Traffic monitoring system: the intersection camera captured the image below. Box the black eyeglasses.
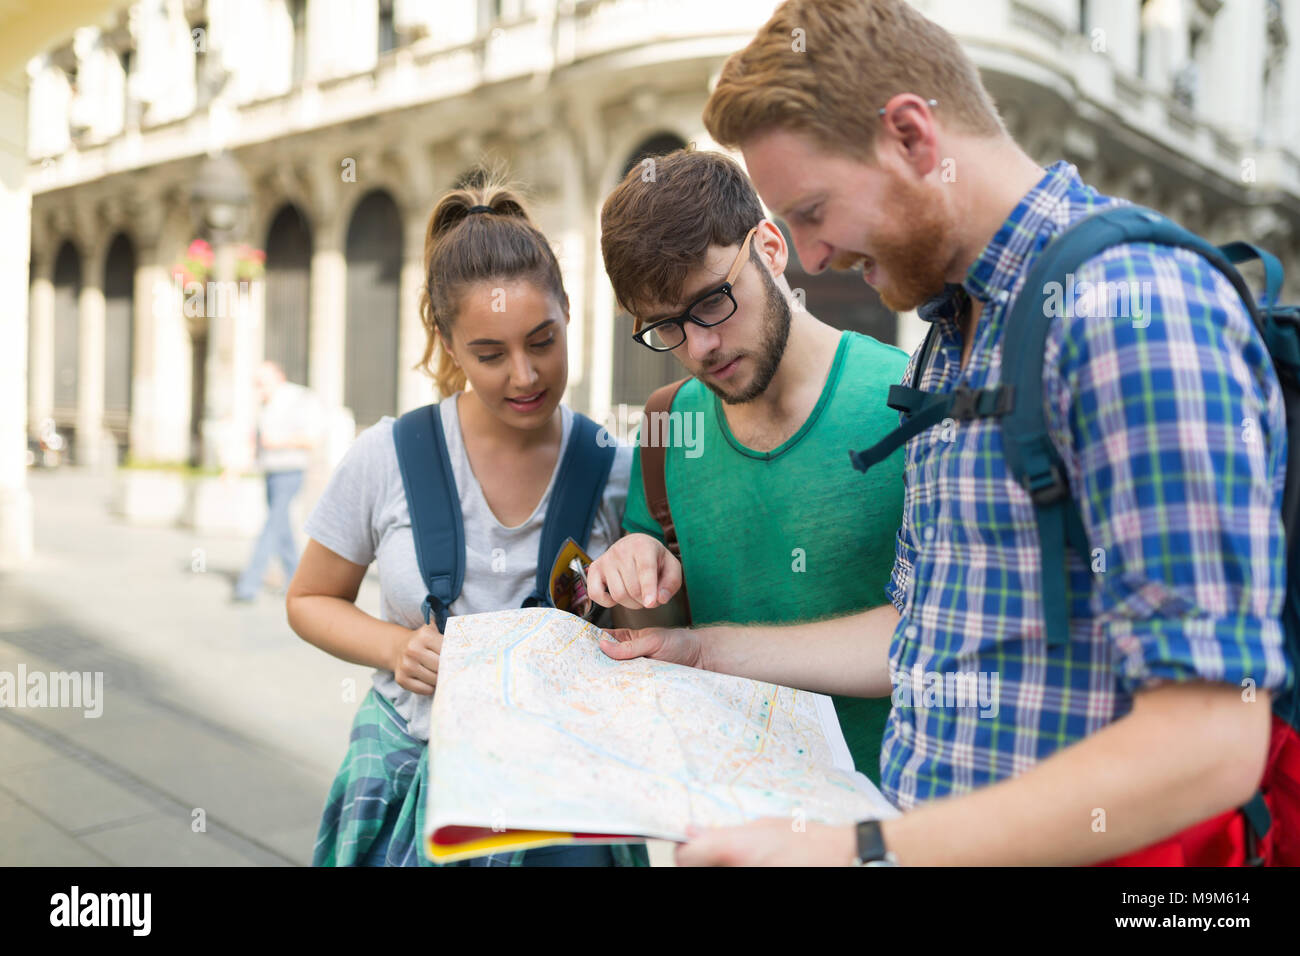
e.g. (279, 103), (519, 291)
(632, 226), (758, 352)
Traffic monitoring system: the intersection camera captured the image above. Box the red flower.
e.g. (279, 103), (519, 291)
(187, 238), (214, 266)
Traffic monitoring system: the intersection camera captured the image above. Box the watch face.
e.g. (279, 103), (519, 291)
(855, 819), (888, 864)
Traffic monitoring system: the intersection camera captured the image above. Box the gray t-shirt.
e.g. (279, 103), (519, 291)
(303, 392), (632, 741)
(257, 381), (323, 473)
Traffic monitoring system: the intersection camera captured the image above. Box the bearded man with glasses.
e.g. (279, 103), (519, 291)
(587, 147), (909, 787)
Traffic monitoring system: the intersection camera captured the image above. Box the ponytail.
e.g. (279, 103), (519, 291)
(417, 168), (567, 399)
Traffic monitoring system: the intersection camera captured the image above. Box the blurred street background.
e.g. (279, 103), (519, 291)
(0, 466), (371, 864)
(2, 0), (1299, 865)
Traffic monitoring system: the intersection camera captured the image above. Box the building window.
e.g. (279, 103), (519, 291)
(291, 0), (307, 86)
(194, 20), (210, 109)
(119, 48), (134, 128)
(1137, 0), (1154, 80)
(479, 0), (513, 32)
(52, 242), (82, 424)
(379, 0), (397, 56)
(1261, 0), (1288, 140)
(103, 233), (135, 455)
(344, 191), (403, 428)
(264, 205), (313, 387)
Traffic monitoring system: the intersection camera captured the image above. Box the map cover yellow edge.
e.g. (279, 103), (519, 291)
(427, 828), (648, 864)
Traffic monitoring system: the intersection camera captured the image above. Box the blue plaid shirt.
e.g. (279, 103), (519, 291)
(880, 161), (1291, 810)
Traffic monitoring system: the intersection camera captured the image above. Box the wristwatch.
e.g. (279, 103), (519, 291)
(852, 819), (899, 866)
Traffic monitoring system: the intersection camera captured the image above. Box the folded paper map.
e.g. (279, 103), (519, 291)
(425, 606), (897, 863)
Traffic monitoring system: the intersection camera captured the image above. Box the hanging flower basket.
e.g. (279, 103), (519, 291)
(172, 238), (214, 288)
(234, 243), (266, 282)
(171, 238), (266, 336)
(171, 238), (266, 285)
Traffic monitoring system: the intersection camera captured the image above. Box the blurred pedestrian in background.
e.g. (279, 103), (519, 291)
(234, 361), (323, 603)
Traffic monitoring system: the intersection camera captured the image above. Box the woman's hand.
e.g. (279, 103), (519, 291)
(391, 623), (444, 694)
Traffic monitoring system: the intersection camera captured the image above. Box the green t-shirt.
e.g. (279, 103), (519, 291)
(623, 330), (909, 784)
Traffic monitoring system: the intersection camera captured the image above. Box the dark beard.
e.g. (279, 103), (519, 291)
(701, 266), (792, 405)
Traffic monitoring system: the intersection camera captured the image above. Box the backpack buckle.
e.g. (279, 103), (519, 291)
(949, 385), (1014, 421)
(1026, 464), (1069, 505)
(992, 384), (1016, 416)
(949, 387), (978, 420)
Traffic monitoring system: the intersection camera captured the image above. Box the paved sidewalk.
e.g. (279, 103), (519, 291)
(0, 468), (373, 865)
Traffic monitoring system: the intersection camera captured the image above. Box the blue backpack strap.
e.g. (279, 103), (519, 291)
(849, 320), (1013, 472)
(1220, 241), (1284, 311)
(523, 412), (618, 608)
(392, 404), (464, 631)
(1000, 205), (1263, 647)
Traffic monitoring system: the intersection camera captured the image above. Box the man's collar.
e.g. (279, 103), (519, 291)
(962, 160), (1080, 303)
(916, 283), (967, 325)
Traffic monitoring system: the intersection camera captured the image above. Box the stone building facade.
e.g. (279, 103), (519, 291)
(25, 0), (1300, 471)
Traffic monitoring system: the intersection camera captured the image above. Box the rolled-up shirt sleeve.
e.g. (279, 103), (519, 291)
(887, 528), (914, 614)
(1043, 244), (1291, 695)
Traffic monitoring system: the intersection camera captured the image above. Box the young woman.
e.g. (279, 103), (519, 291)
(286, 175), (643, 867)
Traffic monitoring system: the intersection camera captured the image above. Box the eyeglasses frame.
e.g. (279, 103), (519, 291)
(631, 225), (760, 353)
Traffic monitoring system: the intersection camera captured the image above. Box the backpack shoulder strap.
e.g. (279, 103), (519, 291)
(849, 319), (1013, 474)
(881, 284), (969, 418)
(639, 378), (690, 561)
(392, 404), (464, 631)
(525, 411), (619, 607)
(1000, 204), (1259, 647)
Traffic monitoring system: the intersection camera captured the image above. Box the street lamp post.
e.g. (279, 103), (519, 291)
(189, 150), (252, 470)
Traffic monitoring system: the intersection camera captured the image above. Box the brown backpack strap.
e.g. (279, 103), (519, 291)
(639, 378), (691, 622)
(639, 377), (689, 559)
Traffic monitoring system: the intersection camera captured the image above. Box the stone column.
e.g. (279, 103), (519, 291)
(550, 126), (590, 416)
(398, 206), (430, 412)
(308, 221), (346, 413)
(199, 241), (260, 472)
(228, 269), (265, 473)
(129, 248), (193, 463)
(76, 253), (107, 468)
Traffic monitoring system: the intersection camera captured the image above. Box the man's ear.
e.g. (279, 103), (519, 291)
(754, 219), (789, 281)
(876, 93), (940, 180)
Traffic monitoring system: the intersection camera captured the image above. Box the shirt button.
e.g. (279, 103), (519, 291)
(923, 525), (936, 542)
(905, 625), (919, 639)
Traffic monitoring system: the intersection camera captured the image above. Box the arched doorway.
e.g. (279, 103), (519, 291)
(611, 133), (688, 407)
(344, 190), (402, 429)
(103, 233), (135, 459)
(264, 204), (312, 386)
(52, 241), (82, 432)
